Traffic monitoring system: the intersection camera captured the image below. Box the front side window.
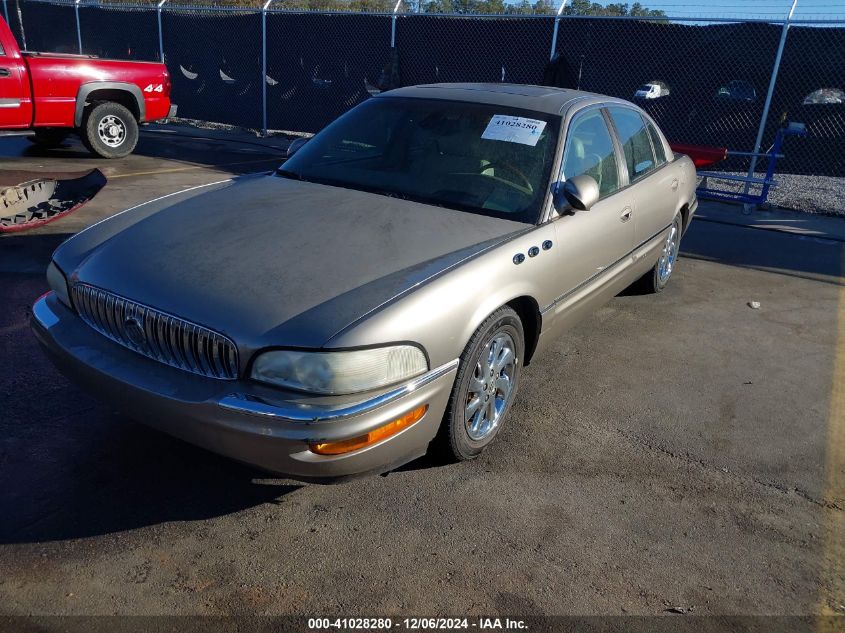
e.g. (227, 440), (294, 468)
(280, 97), (560, 224)
(561, 109), (619, 198)
(608, 106), (656, 181)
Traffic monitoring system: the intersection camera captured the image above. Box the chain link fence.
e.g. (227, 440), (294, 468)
(266, 11), (391, 132)
(396, 14), (552, 85)
(554, 18), (783, 173)
(79, 4), (159, 61)
(771, 24), (845, 177)
(4, 0), (845, 207)
(164, 6), (262, 128)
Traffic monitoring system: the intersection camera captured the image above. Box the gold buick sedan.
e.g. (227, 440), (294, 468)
(31, 83), (697, 479)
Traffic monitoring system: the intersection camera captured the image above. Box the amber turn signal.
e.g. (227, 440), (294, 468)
(309, 405), (428, 456)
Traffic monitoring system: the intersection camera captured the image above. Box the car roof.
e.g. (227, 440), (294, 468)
(375, 83), (615, 115)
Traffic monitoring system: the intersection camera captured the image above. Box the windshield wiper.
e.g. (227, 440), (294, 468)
(290, 175), (410, 202)
(374, 189), (408, 200)
(275, 168), (304, 180)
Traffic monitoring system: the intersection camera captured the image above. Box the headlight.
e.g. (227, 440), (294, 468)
(46, 261), (72, 309)
(251, 345), (428, 395)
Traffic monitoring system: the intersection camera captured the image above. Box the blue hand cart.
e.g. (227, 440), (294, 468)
(694, 121), (806, 214)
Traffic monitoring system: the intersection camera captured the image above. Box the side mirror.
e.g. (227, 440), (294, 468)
(553, 174), (600, 213)
(285, 137), (309, 159)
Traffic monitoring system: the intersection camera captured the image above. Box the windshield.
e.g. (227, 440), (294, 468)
(279, 97), (561, 224)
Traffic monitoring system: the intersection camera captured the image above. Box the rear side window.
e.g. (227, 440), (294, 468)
(646, 121), (666, 166)
(562, 109), (619, 198)
(0, 43), (4, 56)
(608, 107), (656, 181)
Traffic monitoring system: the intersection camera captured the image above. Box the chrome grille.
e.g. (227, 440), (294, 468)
(71, 283), (239, 380)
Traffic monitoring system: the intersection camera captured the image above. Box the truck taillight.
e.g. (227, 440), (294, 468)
(163, 72), (171, 96)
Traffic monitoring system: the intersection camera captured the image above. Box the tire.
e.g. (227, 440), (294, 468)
(81, 102), (139, 158)
(29, 129), (71, 148)
(435, 306), (524, 462)
(636, 213), (683, 294)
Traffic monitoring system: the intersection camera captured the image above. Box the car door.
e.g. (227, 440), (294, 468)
(543, 106), (636, 332)
(607, 106), (677, 246)
(0, 39), (29, 128)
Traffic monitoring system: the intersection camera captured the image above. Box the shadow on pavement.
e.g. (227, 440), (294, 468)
(680, 216), (845, 285)
(1, 128), (287, 177)
(0, 404), (301, 544)
(0, 232), (73, 274)
(0, 257), (299, 545)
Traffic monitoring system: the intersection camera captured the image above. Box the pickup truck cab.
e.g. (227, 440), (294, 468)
(0, 16), (175, 158)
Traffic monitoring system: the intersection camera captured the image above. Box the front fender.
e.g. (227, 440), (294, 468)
(325, 223), (557, 369)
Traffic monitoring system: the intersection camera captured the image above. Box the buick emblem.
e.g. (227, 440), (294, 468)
(124, 316), (147, 349)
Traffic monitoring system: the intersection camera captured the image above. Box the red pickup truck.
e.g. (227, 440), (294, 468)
(0, 16), (174, 158)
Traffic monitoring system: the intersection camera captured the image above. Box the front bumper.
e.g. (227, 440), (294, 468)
(30, 292), (457, 479)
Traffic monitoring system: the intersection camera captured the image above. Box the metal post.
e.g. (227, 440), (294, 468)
(74, 0), (82, 54)
(391, 0), (401, 49)
(2, 0), (9, 29)
(549, 0), (568, 60)
(261, 0), (273, 137)
(744, 0), (797, 195)
(157, 0), (168, 64)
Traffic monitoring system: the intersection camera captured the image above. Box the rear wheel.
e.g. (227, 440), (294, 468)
(435, 306), (524, 461)
(29, 129), (71, 148)
(637, 213), (683, 294)
(81, 102), (139, 159)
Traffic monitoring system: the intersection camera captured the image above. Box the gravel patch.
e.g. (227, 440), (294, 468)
(694, 171), (845, 216)
(766, 173), (845, 216)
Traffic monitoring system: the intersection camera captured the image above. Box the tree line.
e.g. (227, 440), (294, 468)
(276, 0), (666, 14)
(139, 0), (666, 15)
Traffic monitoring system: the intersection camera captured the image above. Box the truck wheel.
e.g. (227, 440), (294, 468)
(29, 129), (71, 148)
(81, 102), (139, 158)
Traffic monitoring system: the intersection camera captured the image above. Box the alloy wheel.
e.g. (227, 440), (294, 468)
(658, 218), (681, 284)
(464, 332), (517, 441)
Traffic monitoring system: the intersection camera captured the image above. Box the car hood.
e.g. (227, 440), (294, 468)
(70, 175), (528, 358)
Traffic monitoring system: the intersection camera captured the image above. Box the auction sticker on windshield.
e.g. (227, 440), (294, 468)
(481, 115), (547, 146)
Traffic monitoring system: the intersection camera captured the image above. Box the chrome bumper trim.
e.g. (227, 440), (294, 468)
(218, 358), (459, 423)
(32, 291), (61, 328)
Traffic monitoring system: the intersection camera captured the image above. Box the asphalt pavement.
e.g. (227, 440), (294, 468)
(0, 127), (843, 621)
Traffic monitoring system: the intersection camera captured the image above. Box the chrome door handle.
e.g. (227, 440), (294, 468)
(0, 68), (10, 78)
(620, 206), (632, 222)
(671, 178), (679, 191)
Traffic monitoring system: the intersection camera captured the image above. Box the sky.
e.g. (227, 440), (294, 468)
(558, 0), (845, 21)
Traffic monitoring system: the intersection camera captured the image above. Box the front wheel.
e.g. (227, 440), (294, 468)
(81, 102), (139, 159)
(637, 213), (683, 294)
(435, 306), (524, 462)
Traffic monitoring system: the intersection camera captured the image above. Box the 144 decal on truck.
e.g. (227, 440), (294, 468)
(143, 84), (165, 93)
